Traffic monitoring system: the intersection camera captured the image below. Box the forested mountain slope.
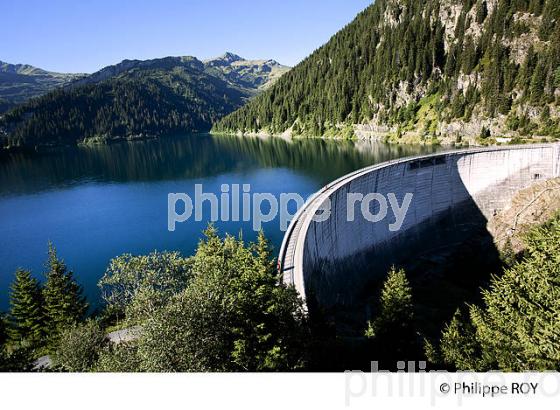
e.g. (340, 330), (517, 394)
(0, 54), (289, 149)
(0, 62), (245, 148)
(213, 0), (560, 143)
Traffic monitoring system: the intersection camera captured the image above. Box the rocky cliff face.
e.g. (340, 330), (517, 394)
(360, 0), (559, 142)
(488, 177), (560, 254)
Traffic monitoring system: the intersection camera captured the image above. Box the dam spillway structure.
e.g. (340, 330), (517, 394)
(279, 143), (560, 311)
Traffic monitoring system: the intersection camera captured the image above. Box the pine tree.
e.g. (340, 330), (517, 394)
(439, 214), (560, 371)
(476, 0), (488, 24)
(375, 267), (413, 327)
(8, 269), (44, 344)
(43, 243), (88, 343)
(462, 37), (479, 74)
(439, 309), (484, 370)
(365, 267), (417, 362)
(0, 314), (8, 347)
(254, 230), (275, 275)
(554, 67), (560, 89)
(530, 59), (547, 104)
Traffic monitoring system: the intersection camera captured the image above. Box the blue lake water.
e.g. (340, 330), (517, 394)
(0, 134), (441, 311)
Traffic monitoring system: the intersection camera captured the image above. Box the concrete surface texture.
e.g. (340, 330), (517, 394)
(279, 143), (560, 310)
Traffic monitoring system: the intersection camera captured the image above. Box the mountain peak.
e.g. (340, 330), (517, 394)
(204, 52), (245, 66)
(0, 61), (48, 76)
(220, 52), (244, 62)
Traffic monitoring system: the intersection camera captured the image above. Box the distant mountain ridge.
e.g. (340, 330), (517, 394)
(67, 56), (204, 88)
(0, 53), (288, 112)
(0, 53), (290, 149)
(0, 61), (85, 108)
(68, 53), (289, 95)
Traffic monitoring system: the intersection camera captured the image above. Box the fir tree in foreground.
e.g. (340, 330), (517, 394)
(8, 269), (44, 344)
(433, 213), (560, 371)
(0, 314), (8, 347)
(43, 243), (88, 346)
(365, 267), (418, 364)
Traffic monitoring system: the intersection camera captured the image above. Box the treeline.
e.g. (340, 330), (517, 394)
(2, 215), (559, 372)
(213, 0), (560, 138)
(0, 97), (15, 114)
(0, 244), (87, 370)
(0, 229), (309, 372)
(0, 66), (246, 149)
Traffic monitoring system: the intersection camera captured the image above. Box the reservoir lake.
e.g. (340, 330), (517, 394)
(0, 134), (442, 310)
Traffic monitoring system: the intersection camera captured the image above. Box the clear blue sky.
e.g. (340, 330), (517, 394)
(1, 0), (372, 73)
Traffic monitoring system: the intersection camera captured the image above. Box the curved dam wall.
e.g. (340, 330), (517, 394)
(279, 143), (560, 309)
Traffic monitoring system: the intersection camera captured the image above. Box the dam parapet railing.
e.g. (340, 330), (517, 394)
(278, 143), (560, 307)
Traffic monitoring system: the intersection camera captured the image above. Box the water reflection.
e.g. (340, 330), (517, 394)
(0, 134), (441, 196)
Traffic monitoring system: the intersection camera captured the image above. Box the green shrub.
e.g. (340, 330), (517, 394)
(95, 342), (142, 372)
(53, 320), (106, 372)
(136, 228), (309, 372)
(98, 251), (192, 324)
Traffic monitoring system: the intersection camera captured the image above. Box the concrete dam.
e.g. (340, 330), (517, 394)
(279, 143), (560, 311)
